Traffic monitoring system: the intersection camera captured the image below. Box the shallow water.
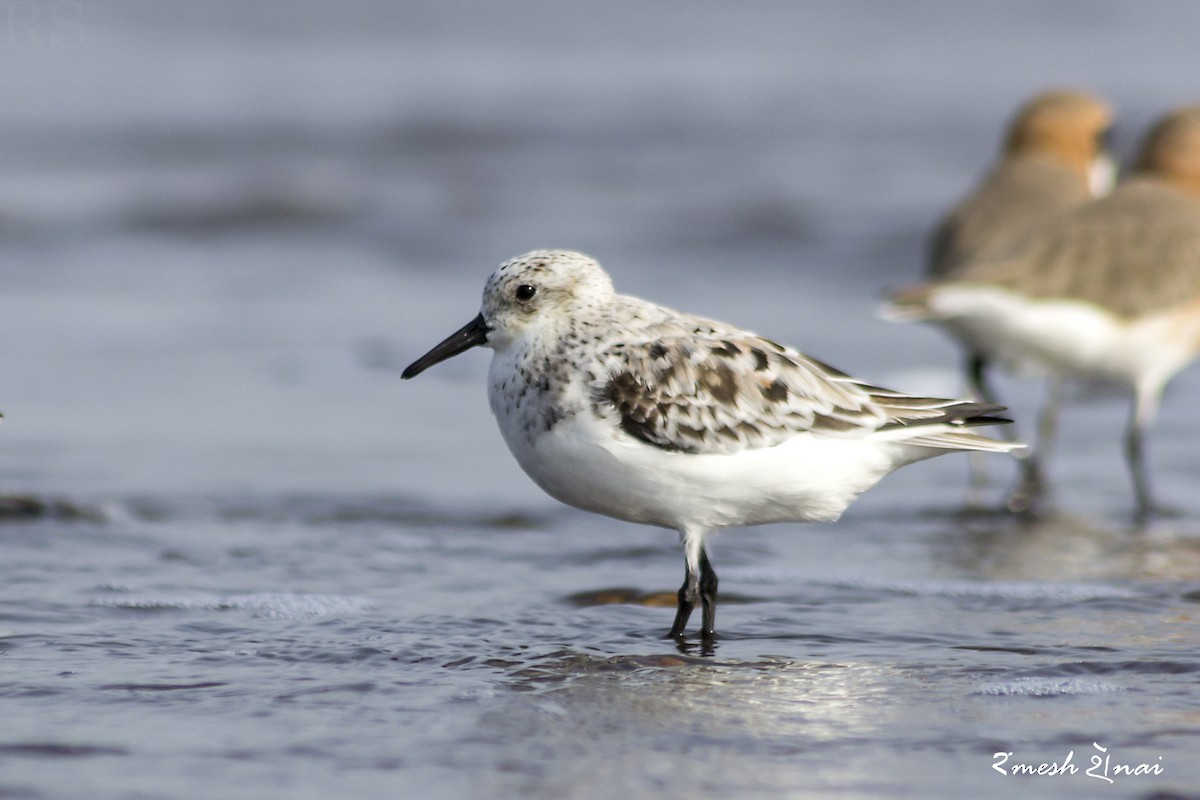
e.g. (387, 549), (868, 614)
(5, 497), (1200, 799)
(3, 2), (1200, 799)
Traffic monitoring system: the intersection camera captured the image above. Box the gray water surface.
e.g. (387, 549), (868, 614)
(3, 3), (1200, 799)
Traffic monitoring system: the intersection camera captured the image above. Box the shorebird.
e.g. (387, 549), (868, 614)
(404, 250), (1021, 640)
(928, 90), (1114, 407)
(888, 105), (1200, 519)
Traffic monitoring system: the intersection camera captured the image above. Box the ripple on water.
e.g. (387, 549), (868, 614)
(975, 677), (1125, 697)
(972, 656), (1200, 698)
(0, 742), (129, 758)
(90, 592), (376, 619)
(729, 570), (1153, 602)
(120, 493), (553, 531)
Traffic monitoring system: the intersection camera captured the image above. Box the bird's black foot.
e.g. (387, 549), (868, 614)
(1132, 499), (1184, 526)
(666, 546), (719, 643)
(666, 578), (695, 639)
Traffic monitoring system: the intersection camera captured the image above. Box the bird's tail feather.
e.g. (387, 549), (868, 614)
(902, 429), (1025, 454)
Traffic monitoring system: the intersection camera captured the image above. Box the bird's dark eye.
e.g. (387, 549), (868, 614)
(515, 284), (537, 302)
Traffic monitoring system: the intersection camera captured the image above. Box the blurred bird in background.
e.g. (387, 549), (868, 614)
(889, 105), (1200, 520)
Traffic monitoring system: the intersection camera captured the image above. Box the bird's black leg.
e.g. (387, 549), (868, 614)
(1125, 400), (1157, 523)
(1126, 420), (1152, 522)
(967, 353), (1000, 407)
(698, 547), (718, 639)
(1008, 378), (1063, 515)
(965, 353), (1019, 491)
(667, 564), (697, 639)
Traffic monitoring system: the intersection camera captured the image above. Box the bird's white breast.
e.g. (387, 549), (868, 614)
(487, 366), (912, 531)
(925, 285), (1200, 392)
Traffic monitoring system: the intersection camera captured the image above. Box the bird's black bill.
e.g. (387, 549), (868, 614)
(401, 313), (489, 379)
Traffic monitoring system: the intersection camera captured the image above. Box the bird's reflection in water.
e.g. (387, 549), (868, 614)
(933, 507), (1200, 581)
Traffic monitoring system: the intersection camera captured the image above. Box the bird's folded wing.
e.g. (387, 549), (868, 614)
(591, 330), (989, 454)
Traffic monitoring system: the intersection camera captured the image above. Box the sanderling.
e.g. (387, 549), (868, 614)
(927, 90), (1113, 407)
(887, 105), (1200, 520)
(403, 250), (1021, 640)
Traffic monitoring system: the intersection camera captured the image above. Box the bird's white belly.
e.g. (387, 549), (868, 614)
(496, 411), (906, 531)
(927, 285), (1200, 390)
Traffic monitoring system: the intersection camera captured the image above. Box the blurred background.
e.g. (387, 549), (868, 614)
(2, 0), (1200, 511)
(5, 5), (1200, 800)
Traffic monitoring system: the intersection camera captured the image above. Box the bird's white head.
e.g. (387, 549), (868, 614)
(479, 250), (614, 350)
(402, 250), (614, 379)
